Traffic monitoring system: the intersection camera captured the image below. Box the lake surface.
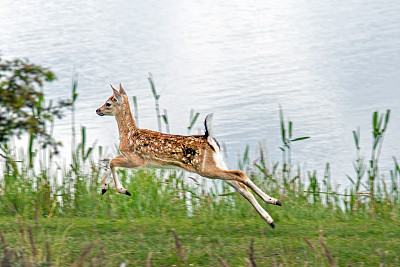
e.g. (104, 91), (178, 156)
(2, 0), (400, 186)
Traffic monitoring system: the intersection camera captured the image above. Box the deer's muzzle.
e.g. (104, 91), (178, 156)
(96, 109), (104, 116)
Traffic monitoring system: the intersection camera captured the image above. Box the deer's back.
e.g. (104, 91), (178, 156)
(120, 129), (212, 170)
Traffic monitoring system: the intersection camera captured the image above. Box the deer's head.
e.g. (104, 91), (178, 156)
(96, 84), (128, 116)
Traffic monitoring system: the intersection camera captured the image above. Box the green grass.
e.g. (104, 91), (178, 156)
(1, 210), (399, 266)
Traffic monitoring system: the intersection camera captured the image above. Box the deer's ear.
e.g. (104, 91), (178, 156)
(119, 83), (127, 96)
(111, 84), (123, 103)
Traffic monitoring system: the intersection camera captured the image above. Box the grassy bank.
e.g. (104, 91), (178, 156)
(1, 211), (399, 266)
(1, 77), (400, 265)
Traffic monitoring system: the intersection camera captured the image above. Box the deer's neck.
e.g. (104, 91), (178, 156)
(115, 103), (137, 139)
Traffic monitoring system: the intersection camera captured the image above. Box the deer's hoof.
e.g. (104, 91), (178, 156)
(270, 222), (275, 228)
(125, 190), (131, 196)
(276, 200), (282, 206)
(101, 189), (108, 195)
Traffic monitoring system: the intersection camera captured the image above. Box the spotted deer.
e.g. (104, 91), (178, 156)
(96, 84), (282, 227)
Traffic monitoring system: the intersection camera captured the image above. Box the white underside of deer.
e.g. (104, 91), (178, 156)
(96, 84), (282, 228)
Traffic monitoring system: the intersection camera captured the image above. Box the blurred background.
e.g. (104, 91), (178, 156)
(1, 0), (399, 185)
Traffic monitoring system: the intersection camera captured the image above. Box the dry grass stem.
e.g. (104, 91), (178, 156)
(0, 229), (7, 249)
(71, 240), (97, 267)
(28, 226), (37, 258)
(34, 203), (39, 230)
(245, 239), (257, 267)
(171, 228), (186, 264)
(46, 241), (51, 265)
(188, 176), (200, 186)
(146, 251), (152, 267)
(319, 230), (335, 266)
(98, 245), (105, 267)
(303, 236), (317, 254)
(215, 254), (229, 267)
(17, 215), (27, 244)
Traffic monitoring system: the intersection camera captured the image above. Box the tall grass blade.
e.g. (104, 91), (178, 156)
(346, 175), (355, 185)
(238, 145), (250, 171)
(148, 73), (162, 132)
(279, 105), (286, 146)
(148, 72), (159, 100)
(288, 121), (293, 139)
(384, 109), (391, 130)
(352, 128), (360, 150)
(28, 132), (34, 168)
(71, 69), (79, 152)
(290, 136), (310, 142)
(187, 111), (200, 135)
(132, 96), (139, 126)
(162, 109), (170, 133)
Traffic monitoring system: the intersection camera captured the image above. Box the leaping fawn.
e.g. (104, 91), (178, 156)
(96, 84), (282, 228)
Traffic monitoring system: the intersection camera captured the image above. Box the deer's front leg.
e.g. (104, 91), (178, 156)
(109, 153), (146, 196)
(101, 169), (111, 195)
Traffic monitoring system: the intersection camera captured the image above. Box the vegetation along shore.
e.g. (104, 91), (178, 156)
(0, 57), (399, 266)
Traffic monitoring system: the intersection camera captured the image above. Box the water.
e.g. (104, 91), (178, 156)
(1, 0), (400, 186)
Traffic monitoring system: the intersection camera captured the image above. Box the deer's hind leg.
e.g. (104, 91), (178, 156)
(203, 165), (281, 205)
(225, 180), (276, 227)
(103, 153), (145, 196)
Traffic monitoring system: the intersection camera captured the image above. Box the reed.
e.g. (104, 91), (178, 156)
(187, 109), (200, 135)
(147, 72), (162, 132)
(0, 100), (398, 221)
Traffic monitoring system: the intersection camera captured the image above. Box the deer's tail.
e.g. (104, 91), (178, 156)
(204, 113), (221, 154)
(204, 113), (214, 138)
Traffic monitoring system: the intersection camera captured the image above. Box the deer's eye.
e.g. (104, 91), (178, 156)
(105, 103), (111, 107)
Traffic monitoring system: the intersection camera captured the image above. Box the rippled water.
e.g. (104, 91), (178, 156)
(1, 0), (400, 184)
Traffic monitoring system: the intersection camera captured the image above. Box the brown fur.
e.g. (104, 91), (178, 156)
(96, 84), (281, 226)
